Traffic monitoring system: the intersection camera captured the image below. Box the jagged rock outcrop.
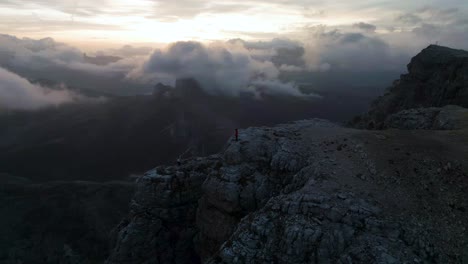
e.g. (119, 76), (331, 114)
(107, 156), (219, 264)
(107, 120), (337, 263)
(107, 119), (468, 264)
(208, 190), (412, 264)
(352, 45), (468, 129)
(0, 180), (134, 264)
(383, 105), (468, 130)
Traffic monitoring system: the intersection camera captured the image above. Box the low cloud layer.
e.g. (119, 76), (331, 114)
(1, 5), (468, 108)
(128, 41), (303, 96)
(96, 45), (153, 58)
(302, 28), (406, 72)
(0, 34), (135, 76)
(353, 22), (377, 33)
(0, 67), (79, 110)
(0, 34), (311, 103)
(0, 34), (151, 96)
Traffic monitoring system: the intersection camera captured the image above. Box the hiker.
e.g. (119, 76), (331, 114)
(176, 147), (191, 166)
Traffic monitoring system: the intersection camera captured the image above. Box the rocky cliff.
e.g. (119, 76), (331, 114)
(105, 45), (468, 264)
(383, 105), (468, 130)
(352, 45), (468, 129)
(107, 119), (468, 263)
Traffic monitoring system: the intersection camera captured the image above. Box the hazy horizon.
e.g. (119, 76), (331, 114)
(0, 0), (466, 48)
(0, 0), (467, 110)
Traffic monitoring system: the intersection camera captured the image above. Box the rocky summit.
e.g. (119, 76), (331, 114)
(107, 119), (468, 263)
(352, 45), (468, 129)
(104, 45), (468, 264)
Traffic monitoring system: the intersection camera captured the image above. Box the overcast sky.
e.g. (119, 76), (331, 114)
(1, 0), (467, 48)
(0, 0), (467, 109)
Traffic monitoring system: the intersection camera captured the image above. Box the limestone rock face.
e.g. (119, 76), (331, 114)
(107, 119), (338, 263)
(352, 45), (468, 129)
(107, 119), (468, 264)
(197, 120), (338, 259)
(383, 105), (468, 130)
(207, 190), (414, 264)
(107, 156), (219, 264)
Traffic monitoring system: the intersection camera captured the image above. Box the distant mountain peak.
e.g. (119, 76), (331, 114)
(352, 45), (468, 129)
(83, 53), (122, 66)
(422, 44), (468, 57)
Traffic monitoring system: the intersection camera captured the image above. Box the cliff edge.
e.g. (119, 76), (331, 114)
(107, 119), (468, 263)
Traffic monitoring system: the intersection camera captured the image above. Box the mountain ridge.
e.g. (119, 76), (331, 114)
(352, 45), (468, 129)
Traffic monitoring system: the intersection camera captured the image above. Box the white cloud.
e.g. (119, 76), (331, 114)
(353, 22), (377, 33)
(0, 35), (83, 69)
(0, 67), (79, 110)
(0, 34), (150, 95)
(128, 41), (305, 96)
(279, 64), (303, 72)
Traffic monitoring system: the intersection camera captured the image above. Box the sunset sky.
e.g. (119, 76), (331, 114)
(1, 0), (467, 48)
(0, 0), (467, 111)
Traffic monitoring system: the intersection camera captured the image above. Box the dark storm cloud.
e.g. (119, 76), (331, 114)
(339, 33), (367, 43)
(353, 22), (377, 33)
(396, 13), (423, 25)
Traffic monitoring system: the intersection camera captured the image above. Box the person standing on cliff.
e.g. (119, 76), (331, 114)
(235, 128), (239, 141)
